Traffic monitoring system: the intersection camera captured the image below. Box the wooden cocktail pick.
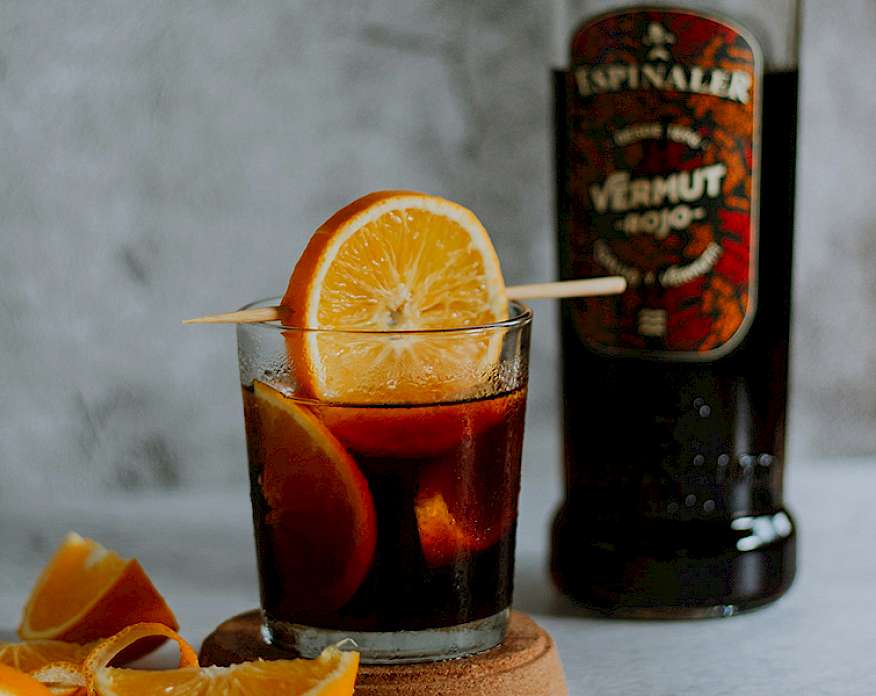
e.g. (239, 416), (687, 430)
(183, 276), (627, 325)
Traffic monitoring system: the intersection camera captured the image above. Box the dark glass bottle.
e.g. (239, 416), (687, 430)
(551, 1), (800, 616)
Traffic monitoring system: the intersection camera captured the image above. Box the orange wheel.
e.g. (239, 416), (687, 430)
(280, 191), (508, 403)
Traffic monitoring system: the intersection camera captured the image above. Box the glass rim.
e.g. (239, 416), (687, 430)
(238, 297), (532, 336)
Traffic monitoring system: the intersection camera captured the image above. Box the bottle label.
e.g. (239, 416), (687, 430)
(558, 8), (762, 359)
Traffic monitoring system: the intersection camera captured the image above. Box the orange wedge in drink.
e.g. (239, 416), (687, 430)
(18, 534), (177, 660)
(243, 381), (377, 614)
(414, 492), (480, 568)
(414, 387), (527, 567)
(0, 665), (54, 696)
(280, 190), (508, 403)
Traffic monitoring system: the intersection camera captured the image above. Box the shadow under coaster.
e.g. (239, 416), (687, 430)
(199, 610), (568, 695)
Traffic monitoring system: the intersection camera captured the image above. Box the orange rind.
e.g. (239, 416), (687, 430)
(82, 623), (198, 680)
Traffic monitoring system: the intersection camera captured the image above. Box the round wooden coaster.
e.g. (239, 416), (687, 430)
(200, 610), (568, 695)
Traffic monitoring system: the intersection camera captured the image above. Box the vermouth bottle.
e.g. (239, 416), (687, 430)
(551, 1), (800, 616)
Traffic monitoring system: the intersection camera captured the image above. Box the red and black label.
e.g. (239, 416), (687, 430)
(558, 8), (761, 359)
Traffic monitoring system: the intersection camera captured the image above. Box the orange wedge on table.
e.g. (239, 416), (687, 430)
(18, 623), (196, 696)
(0, 642), (92, 675)
(280, 190), (509, 403)
(29, 662), (86, 696)
(0, 665), (53, 696)
(18, 533), (177, 660)
(79, 624), (357, 696)
(90, 649), (358, 696)
(243, 380), (377, 615)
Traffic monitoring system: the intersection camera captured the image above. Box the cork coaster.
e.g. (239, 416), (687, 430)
(200, 610), (568, 695)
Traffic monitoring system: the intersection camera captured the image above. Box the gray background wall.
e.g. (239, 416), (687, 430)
(1, 1), (874, 499)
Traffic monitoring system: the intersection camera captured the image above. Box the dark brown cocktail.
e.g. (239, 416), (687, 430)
(237, 299), (531, 663)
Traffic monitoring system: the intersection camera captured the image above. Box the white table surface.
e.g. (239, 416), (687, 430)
(1, 456), (873, 695)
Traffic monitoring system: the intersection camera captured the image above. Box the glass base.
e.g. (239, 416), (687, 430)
(263, 609), (509, 664)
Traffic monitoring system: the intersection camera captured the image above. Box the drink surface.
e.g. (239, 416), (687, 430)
(552, 5), (798, 614)
(243, 383), (527, 631)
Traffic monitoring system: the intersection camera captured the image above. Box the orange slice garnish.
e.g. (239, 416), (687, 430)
(0, 665), (54, 696)
(243, 381), (377, 615)
(29, 662), (85, 696)
(0, 642), (93, 675)
(18, 534), (177, 661)
(280, 191), (508, 403)
(88, 646), (357, 696)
